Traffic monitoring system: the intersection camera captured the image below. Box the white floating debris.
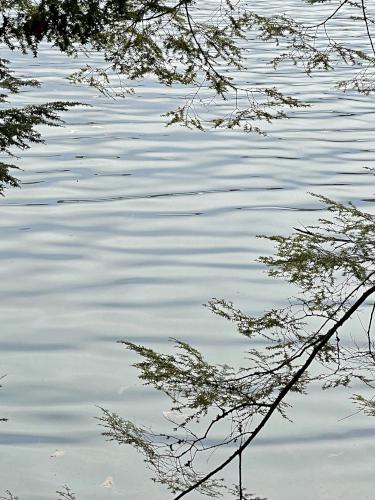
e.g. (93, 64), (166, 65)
(100, 476), (114, 489)
(50, 449), (65, 458)
(328, 451), (344, 458)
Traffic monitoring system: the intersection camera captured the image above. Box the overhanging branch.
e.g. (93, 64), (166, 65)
(174, 282), (375, 499)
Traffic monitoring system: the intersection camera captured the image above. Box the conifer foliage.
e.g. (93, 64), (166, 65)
(0, 57), (79, 195)
(99, 194), (375, 498)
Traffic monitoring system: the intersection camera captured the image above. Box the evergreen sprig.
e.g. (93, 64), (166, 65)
(0, 58), (80, 194)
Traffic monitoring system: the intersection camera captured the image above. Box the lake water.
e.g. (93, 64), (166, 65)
(1, 1), (375, 498)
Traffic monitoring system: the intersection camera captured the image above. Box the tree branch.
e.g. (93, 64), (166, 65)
(173, 283), (375, 499)
(361, 0), (375, 58)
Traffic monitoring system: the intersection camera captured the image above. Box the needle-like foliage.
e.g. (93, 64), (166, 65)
(0, 58), (79, 194)
(99, 193), (375, 498)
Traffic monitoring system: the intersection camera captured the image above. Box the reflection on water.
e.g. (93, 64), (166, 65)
(1, 1), (375, 498)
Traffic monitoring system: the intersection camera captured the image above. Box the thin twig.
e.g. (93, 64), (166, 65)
(307, 0), (350, 29)
(238, 446), (243, 500)
(366, 301), (375, 359)
(361, 0), (375, 58)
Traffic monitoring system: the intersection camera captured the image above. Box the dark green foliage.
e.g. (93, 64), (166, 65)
(0, 58), (80, 194)
(259, 194), (375, 313)
(0, 57), (37, 96)
(0, 101), (81, 154)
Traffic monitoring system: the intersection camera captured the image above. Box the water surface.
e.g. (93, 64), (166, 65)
(1, 2), (375, 498)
